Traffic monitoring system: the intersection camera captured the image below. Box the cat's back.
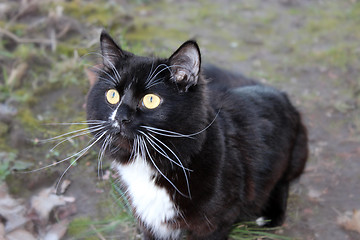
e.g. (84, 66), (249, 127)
(203, 64), (258, 91)
(225, 85), (300, 132)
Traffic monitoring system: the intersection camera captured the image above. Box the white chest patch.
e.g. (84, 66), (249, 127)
(114, 156), (180, 239)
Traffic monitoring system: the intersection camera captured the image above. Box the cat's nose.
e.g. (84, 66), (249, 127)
(116, 105), (133, 124)
(119, 115), (130, 124)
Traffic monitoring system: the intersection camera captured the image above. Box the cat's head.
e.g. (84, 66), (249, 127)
(86, 31), (209, 165)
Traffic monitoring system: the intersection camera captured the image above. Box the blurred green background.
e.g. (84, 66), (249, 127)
(1, 0), (360, 239)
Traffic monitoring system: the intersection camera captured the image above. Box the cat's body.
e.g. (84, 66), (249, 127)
(86, 32), (308, 240)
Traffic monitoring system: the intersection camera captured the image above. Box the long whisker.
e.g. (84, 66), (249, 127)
(44, 120), (107, 126)
(48, 125), (107, 152)
(49, 129), (94, 152)
(55, 130), (108, 191)
(138, 131), (192, 172)
(146, 63), (195, 90)
(145, 63), (165, 86)
(129, 135), (138, 161)
(140, 126), (195, 139)
(97, 76), (118, 86)
(140, 136), (189, 198)
(86, 52), (122, 83)
(39, 124), (105, 143)
(141, 109), (221, 139)
(145, 132), (192, 198)
(184, 109), (221, 137)
(87, 64), (118, 86)
(23, 131), (108, 174)
(145, 64), (175, 89)
(98, 134), (111, 177)
(145, 60), (155, 84)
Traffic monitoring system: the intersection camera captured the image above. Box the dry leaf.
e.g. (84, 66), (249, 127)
(59, 180), (71, 195)
(7, 63), (28, 88)
(43, 219), (70, 240)
(0, 184), (28, 232)
(0, 221), (5, 240)
(307, 187), (325, 202)
(337, 209), (360, 234)
(6, 228), (36, 240)
(30, 185), (75, 221)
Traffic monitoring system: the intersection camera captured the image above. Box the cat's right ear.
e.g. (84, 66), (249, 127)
(169, 40), (201, 92)
(100, 31), (126, 69)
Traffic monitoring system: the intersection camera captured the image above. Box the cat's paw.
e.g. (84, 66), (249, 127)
(255, 217), (267, 226)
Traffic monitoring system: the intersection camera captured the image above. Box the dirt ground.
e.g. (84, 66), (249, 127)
(1, 0), (360, 239)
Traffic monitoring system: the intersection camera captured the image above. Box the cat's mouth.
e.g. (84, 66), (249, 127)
(112, 137), (132, 152)
(107, 123), (135, 153)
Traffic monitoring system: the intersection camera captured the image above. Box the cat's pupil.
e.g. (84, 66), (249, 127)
(112, 92), (116, 98)
(150, 96), (153, 102)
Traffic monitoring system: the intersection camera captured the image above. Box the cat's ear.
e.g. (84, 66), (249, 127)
(100, 31), (126, 69)
(169, 41), (201, 92)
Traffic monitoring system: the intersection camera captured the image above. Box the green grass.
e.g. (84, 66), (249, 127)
(67, 178), (136, 240)
(230, 223), (293, 240)
(66, 177), (293, 240)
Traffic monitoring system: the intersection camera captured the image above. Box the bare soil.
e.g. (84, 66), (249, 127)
(1, 0), (359, 239)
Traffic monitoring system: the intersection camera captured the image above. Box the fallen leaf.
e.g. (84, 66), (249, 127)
(337, 209), (360, 234)
(7, 63), (28, 88)
(0, 221), (5, 240)
(0, 184), (28, 232)
(59, 180), (71, 195)
(307, 187), (325, 202)
(101, 170), (111, 181)
(30, 184), (75, 221)
(53, 203), (77, 220)
(43, 219), (70, 240)
(5, 228), (36, 240)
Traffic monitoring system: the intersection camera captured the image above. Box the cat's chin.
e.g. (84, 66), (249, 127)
(112, 136), (133, 152)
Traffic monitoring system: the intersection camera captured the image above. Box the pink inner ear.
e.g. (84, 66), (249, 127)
(175, 69), (187, 82)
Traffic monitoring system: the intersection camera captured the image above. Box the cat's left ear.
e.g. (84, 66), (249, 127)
(169, 41), (201, 92)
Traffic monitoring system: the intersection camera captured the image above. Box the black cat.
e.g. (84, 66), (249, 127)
(86, 31), (308, 240)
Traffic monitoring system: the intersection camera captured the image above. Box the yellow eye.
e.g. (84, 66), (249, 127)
(142, 94), (161, 109)
(106, 89), (120, 105)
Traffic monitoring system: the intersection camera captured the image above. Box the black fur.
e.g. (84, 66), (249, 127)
(86, 31), (308, 240)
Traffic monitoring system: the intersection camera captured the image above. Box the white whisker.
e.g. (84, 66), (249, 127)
(55, 130), (108, 191)
(49, 130), (93, 152)
(44, 120), (106, 126)
(145, 133), (192, 198)
(48, 125), (107, 152)
(139, 131), (192, 172)
(87, 64), (118, 86)
(140, 126), (194, 139)
(39, 124), (105, 143)
(98, 134), (111, 177)
(140, 136), (189, 198)
(21, 131), (107, 173)
(87, 52), (122, 83)
(141, 109), (221, 139)
(145, 63), (175, 89)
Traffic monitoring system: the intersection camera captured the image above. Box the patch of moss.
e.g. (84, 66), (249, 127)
(56, 43), (77, 58)
(17, 107), (43, 133)
(349, 2), (360, 23)
(311, 44), (357, 69)
(0, 122), (9, 136)
(59, 0), (121, 26)
(125, 24), (188, 51)
(7, 23), (28, 37)
(13, 44), (36, 60)
(68, 217), (98, 240)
